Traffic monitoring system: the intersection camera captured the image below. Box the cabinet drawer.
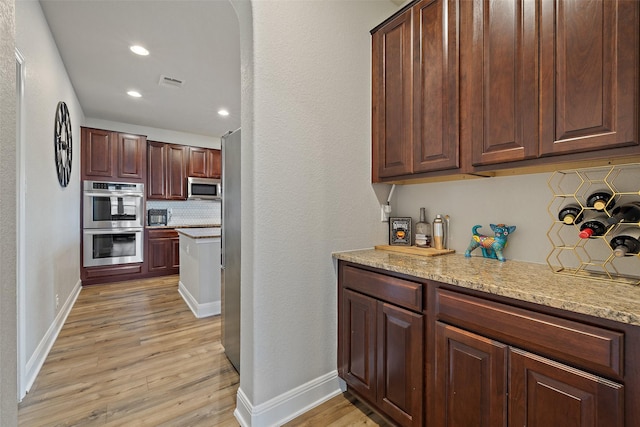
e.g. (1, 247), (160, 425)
(147, 228), (178, 239)
(436, 288), (623, 378)
(341, 265), (422, 312)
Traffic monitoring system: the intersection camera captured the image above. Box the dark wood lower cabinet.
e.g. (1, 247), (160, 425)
(339, 266), (424, 427)
(342, 289), (377, 402)
(146, 229), (179, 275)
(337, 261), (637, 426)
(509, 348), (623, 427)
(377, 302), (423, 426)
(435, 322), (507, 427)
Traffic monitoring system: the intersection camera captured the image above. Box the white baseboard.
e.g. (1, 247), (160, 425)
(23, 280), (82, 394)
(178, 281), (221, 318)
(234, 370), (342, 427)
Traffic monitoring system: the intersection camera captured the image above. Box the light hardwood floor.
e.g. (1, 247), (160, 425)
(18, 276), (388, 426)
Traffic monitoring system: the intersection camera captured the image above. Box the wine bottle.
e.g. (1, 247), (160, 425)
(558, 204), (584, 225)
(586, 190), (615, 211)
(609, 227), (640, 257)
(578, 215), (611, 239)
(603, 201), (640, 227)
(415, 208), (431, 247)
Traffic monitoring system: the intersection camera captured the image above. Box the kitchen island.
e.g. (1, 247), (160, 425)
(176, 227), (221, 318)
(333, 248), (640, 427)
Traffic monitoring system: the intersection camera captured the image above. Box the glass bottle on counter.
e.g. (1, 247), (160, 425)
(415, 208), (431, 247)
(609, 227), (640, 257)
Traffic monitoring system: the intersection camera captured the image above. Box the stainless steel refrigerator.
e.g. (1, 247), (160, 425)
(221, 128), (241, 372)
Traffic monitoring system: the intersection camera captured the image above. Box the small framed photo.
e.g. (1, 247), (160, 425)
(389, 217), (412, 246)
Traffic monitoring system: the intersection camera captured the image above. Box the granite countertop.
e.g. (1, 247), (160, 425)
(147, 223), (221, 229)
(333, 249), (640, 326)
(175, 227), (221, 239)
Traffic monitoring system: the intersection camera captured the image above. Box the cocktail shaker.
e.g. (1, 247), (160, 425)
(433, 214), (446, 250)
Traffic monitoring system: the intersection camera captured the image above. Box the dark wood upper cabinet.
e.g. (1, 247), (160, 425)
(208, 149), (221, 178)
(188, 147), (208, 177)
(464, 0), (539, 166)
(147, 141), (167, 199)
(82, 127), (146, 182)
(413, 0), (460, 173)
(147, 141), (187, 200)
(117, 133), (146, 180)
(372, 10), (413, 180)
(539, 0), (639, 156)
(82, 128), (113, 178)
(372, 0), (639, 182)
(188, 146), (221, 179)
(166, 144), (187, 200)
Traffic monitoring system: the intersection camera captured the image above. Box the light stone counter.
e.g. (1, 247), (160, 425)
(175, 227), (221, 239)
(332, 249), (640, 326)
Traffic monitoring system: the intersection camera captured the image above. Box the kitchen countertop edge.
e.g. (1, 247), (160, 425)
(333, 249), (640, 327)
(176, 227), (221, 239)
(147, 224), (221, 229)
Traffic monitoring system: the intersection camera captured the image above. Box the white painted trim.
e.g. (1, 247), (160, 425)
(24, 280), (81, 394)
(234, 371), (342, 427)
(178, 281), (221, 318)
(15, 48), (27, 401)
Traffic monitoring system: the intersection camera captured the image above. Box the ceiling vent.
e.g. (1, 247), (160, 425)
(158, 75), (185, 88)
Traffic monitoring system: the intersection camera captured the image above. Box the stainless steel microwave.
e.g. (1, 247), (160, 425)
(187, 177), (221, 200)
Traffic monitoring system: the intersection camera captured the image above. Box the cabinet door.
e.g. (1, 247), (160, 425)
(147, 238), (170, 272)
(117, 133), (145, 181)
(377, 302), (423, 427)
(341, 289), (377, 403)
(434, 322), (507, 427)
(167, 144), (187, 200)
(188, 146), (208, 178)
(208, 149), (221, 178)
(465, 0), (538, 166)
(509, 348), (624, 427)
(147, 142), (167, 199)
(171, 237), (180, 269)
(82, 127), (114, 179)
(539, 0), (639, 156)
(372, 10), (413, 180)
(413, 0), (460, 173)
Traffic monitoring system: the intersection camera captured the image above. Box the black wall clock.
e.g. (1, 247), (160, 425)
(54, 101), (72, 187)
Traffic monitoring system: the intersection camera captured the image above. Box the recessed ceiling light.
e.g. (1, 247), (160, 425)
(130, 45), (149, 56)
(218, 109), (229, 116)
(127, 90), (142, 98)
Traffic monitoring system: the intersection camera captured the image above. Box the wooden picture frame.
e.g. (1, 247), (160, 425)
(389, 217), (412, 246)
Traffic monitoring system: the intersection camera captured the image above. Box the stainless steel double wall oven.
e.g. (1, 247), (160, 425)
(82, 181), (144, 267)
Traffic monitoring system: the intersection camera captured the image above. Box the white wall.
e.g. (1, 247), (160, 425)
(84, 118), (222, 149)
(0, 0), (18, 423)
(233, 0), (397, 424)
(15, 0), (84, 394)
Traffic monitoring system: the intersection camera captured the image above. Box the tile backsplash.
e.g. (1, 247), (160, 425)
(147, 200), (221, 226)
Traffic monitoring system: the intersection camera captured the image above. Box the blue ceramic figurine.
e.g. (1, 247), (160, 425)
(464, 224), (516, 262)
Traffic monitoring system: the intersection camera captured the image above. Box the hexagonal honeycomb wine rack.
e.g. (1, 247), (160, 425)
(547, 163), (640, 286)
